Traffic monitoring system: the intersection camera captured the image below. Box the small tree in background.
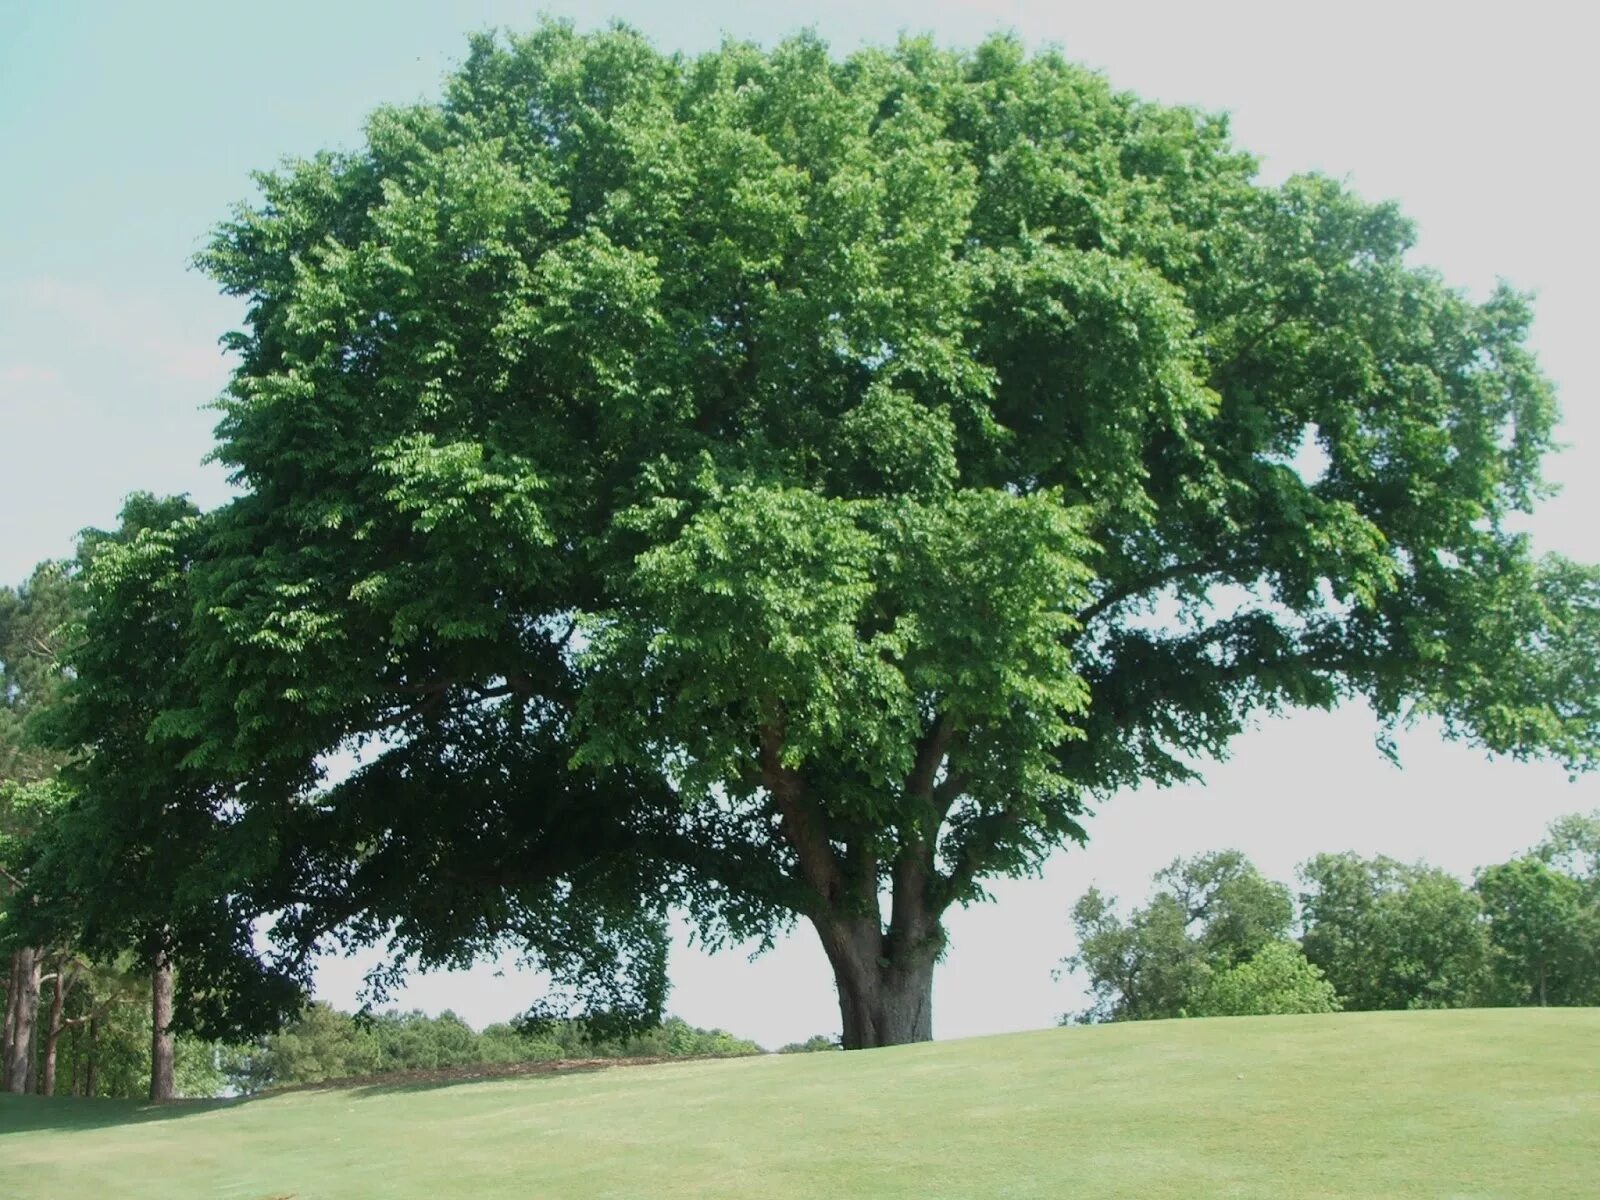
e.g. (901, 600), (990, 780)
(1476, 857), (1597, 1007)
(1062, 851), (1313, 1022)
(1298, 853), (1489, 1011)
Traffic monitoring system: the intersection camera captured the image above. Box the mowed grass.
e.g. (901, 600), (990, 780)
(3, 1009), (1595, 1199)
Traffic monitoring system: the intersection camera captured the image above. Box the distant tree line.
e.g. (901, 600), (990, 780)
(224, 1005), (764, 1094)
(1061, 812), (1600, 1023)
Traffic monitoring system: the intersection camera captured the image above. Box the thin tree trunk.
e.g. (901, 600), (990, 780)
(86, 1015), (99, 1098)
(1, 950), (18, 1090)
(42, 965), (69, 1097)
(149, 955), (175, 1102)
(69, 1020), (80, 1096)
(4, 947), (39, 1095)
(24, 983), (40, 1094)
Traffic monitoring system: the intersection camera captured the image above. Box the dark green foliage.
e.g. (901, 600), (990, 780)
(1476, 856), (1600, 1007)
(778, 1034), (842, 1053)
(11, 496), (309, 1042)
(1299, 853), (1489, 1010)
(39, 23), (1600, 1043)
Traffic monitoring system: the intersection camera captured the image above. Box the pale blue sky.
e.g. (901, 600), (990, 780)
(2, 0), (1596, 1046)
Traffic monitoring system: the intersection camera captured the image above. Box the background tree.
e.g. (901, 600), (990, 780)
(1, 563), (76, 1095)
(1475, 857), (1597, 1007)
(1060, 851), (1323, 1022)
(1536, 812), (1600, 898)
(1065, 886), (1209, 1023)
(11, 496), (313, 1100)
(63, 23), (1600, 1048)
(1298, 852), (1489, 1010)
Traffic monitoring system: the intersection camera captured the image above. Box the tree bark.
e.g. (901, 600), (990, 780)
(86, 1015), (99, 1098)
(813, 913), (940, 1049)
(69, 1021), (80, 1096)
(25, 1010), (38, 1094)
(761, 718), (951, 1049)
(149, 956), (175, 1102)
(41, 966), (67, 1096)
(3, 947), (39, 1095)
(2, 950), (17, 1090)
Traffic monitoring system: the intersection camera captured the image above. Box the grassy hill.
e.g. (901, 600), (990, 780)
(3, 1008), (1595, 1199)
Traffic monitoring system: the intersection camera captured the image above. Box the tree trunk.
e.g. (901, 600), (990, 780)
(4, 947), (39, 1095)
(86, 1015), (99, 1098)
(69, 1021), (80, 1096)
(813, 914), (939, 1049)
(759, 716), (950, 1049)
(2, 951), (18, 1090)
(150, 956), (175, 1102)
(24, 986), (40, 1095)
(42, 967), (67, 1097)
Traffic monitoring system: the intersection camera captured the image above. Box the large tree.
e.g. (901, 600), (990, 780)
(86, 24), (1600, 1047)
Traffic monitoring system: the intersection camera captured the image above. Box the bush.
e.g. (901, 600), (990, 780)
(1190, 941), (1340, 1018)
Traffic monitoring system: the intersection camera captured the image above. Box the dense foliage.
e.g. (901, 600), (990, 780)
(1299, 853), (1488, 1010)
(1189, 940), (1339, 1017)
(1064, 850), (1328, 1022)
(16, 21), (1600, 1047)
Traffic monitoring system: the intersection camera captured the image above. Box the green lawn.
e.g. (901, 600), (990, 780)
(2, 1008), (1595, 1199)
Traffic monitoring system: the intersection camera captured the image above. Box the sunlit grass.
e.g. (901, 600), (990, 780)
(3, 1008), (1595, 1199)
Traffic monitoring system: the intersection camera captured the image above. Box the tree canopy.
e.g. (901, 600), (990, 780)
(36, 22), (1600, 1046)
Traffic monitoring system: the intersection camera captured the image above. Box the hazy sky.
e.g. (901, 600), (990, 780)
(2, 0), (1596, 1047)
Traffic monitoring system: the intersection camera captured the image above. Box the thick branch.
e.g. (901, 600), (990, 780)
(1076, 554), (1230, 628)
(887, 842), (937, 951)
(931, 772), (971, 821)
(906, 713), (955, 802)
(759, 724), (841, 910)
(937, 807), (1025, 909)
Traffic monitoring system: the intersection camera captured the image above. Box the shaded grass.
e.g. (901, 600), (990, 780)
(2, 1008), (1595, 1199)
